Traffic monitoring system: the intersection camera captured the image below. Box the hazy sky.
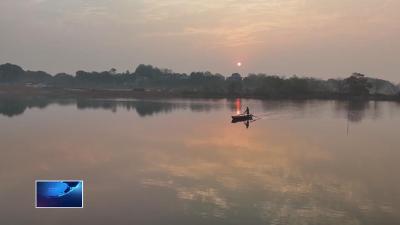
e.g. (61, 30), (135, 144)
(0, 0), (399, 81)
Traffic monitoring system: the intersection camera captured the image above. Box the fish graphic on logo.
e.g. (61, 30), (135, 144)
(35, 180), (83, 208)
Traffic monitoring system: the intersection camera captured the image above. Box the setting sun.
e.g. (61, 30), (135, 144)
(237, 62), (242, 67)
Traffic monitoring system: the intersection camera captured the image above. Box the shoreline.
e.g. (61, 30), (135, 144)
(0, 85), (399, 101)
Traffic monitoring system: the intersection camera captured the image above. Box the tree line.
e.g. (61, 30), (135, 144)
(0, 63), (399, 99)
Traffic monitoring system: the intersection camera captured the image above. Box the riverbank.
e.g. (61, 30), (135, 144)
(0, 85), (399, 101)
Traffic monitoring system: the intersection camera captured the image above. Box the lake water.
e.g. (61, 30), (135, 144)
(1, 97), (400, 225)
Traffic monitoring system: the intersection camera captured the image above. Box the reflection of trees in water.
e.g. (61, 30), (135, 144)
(190, 102), (223, 112)
(77, 99), (222, 117)
(227, 98), (240, 112)
(76, 99), (184, 117)
(132, 101), (181, 117)
(0, 97), (388, 120)
(258, 100), (322, 120)
(261, 100), (309, 111)
(0, 98), (27, 117)
(228, 99), (310, 115)
(334, 101), (379, 123)
(256, 100), (384, 123)
(77, 99), (119, 113)
(0, 97), (71, 117)
(0, 97), (223, 117)
(370, 101), (383, 120)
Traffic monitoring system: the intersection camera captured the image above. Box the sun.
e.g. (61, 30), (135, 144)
(236, 62), (242, 67)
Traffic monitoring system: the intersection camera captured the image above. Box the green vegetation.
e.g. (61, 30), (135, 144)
(0, 63), (399, 99)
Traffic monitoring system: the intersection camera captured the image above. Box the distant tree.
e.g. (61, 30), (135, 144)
(279, 76), (308, 96)
(109, 68), (117, 75)
(327, 79), (346, 93)
(344, 73), (372, 96)
(0, 64), (53, 84)
(0, 63), (25, 83)
(1, 63), (399, 99)
(135, 64), (162, 79)
(227, 73), (243, 94)
(228, 73), (242, 81)
(243, 74), (284, 97)
(24, 70), (52, 83)
(53, 73), (74, 87)
(367, 78), (398, 95)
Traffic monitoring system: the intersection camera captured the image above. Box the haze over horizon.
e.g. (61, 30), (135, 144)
(1, 0), (399, 82)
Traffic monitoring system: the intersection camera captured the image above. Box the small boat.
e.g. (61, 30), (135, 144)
(231, 114), (253, 123)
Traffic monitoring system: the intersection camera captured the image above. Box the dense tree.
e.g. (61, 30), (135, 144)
(0, 63), (398, 99)
(52, 73), (74, 87)
(0, 63), (25, 83)
(343, 73), (372, 96)
(24, 71), (52, 83)
(226, 73), (243, 94)
(135, 64), (163, 79)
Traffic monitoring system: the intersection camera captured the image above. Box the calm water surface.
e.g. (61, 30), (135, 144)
(0, 97), (400, 225)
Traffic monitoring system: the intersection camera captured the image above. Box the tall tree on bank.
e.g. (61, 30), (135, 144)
(344, 73), (372, 96)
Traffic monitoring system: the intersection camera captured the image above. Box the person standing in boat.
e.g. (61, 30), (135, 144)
(244, 107), (250, 115)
